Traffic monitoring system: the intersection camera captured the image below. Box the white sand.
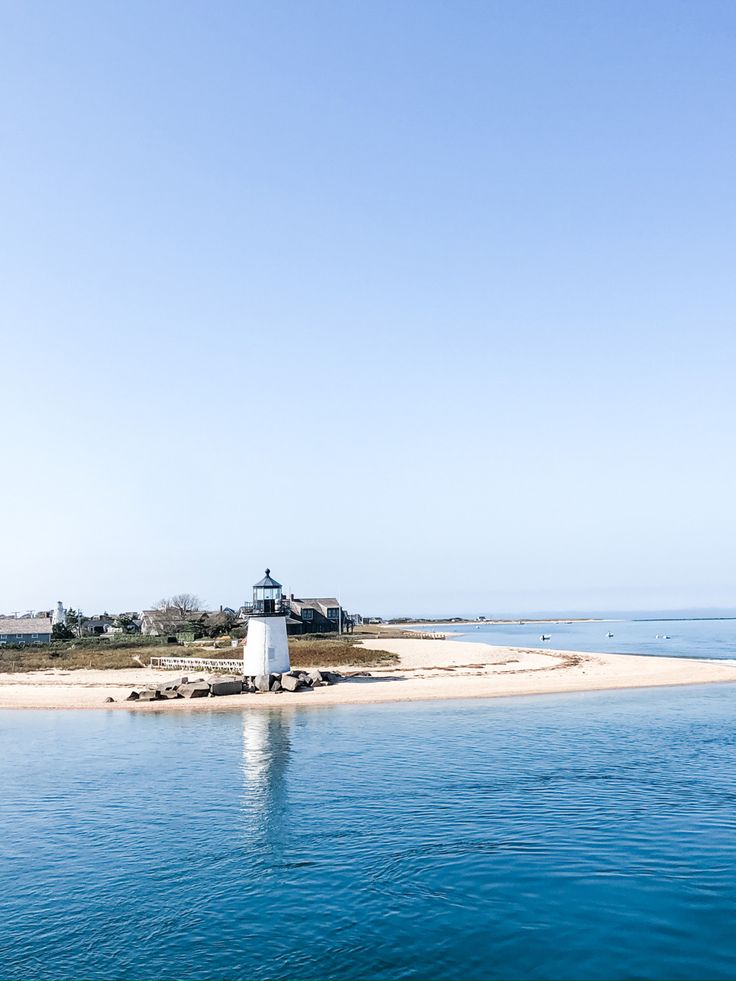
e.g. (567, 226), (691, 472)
(1, 638), (736, 711)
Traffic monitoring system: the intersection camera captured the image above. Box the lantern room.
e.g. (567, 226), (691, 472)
(252, 569), (284, 615)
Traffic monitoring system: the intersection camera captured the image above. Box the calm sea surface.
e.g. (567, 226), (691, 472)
(440, 617), (736, 660)
(3, 685), (736, 980)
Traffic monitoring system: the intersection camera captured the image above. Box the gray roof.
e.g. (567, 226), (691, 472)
(254, 568), (282, 589)
(290, 598), (341, 616)
(0, 617), (53, 635)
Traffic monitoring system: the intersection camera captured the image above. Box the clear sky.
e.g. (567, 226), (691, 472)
(2, 0), (735, 617)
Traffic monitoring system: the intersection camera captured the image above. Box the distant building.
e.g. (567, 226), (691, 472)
(0, 616), (53, 646)
(288, 596), (348, 634)
(82, 616), (115, 636)
(140, 609), (209, 642)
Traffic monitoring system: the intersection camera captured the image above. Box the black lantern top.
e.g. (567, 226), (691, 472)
(252, 568), (285, 615)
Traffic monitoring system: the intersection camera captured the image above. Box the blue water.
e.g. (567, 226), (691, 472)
(4, 687), (736, 980)
(441, 617), (736, 660)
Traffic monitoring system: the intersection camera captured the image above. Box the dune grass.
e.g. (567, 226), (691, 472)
(0, 634), (398, 673)
(288, 635), (399, 668)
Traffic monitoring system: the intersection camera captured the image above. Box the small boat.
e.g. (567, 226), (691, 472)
(540, 634), (551, 641)
(606, 632), (614, 638)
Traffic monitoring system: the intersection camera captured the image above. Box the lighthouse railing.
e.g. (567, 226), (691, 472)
(239, 598), (290, 617)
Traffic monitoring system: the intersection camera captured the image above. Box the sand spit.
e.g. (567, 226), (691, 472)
(1, 638), (736, 711)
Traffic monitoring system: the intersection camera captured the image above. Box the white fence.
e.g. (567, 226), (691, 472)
(149, 656), (245, 673)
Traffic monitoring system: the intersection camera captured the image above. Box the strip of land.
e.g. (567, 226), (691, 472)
(1, 638), (736, 710)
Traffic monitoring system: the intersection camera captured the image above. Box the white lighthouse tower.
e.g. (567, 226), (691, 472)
(243, 569), (291, 676)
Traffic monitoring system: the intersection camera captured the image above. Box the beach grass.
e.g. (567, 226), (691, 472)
(0, 634), (398, 673)
(288, 635), (399, 668)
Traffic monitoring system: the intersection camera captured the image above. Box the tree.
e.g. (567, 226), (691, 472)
(154, 593), (202, 616)
(203, 610), (239, 638)
(64, 608), (85, 637)
(52, 622), (75, 641)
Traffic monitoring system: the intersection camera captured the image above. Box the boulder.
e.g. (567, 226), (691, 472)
(270, 678), (282, 692)
(104, 697), (115, 703)
(138, 689), (160, 702)
(126, 691), (140, 701)
(322, 671), (341, 684)
(159, 690), (181, 700)
(254, 674), (271, 693)
(156, 676), (188, 692)
(178, 681), (210, 699)
(280, 673), (301, 692)
(307, 670), (324, 686)
(155, 683), (179, 694)
(209, 677), (243, 696)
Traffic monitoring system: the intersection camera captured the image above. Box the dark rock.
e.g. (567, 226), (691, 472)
(178, 681), (210, 699)
(160, 690), (181, 700)
(126, 691), (140, 701)
(270, 678), (282, 692)
(209, 677), (243, 696)
(104, 696), (115, 703)
(254, 674), (271, 693)
(138, 689), (160, 702)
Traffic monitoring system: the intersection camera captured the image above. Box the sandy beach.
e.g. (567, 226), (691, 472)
(1, 637), (736, 710)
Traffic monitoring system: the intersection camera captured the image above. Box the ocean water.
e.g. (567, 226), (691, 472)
(441, 617), (736, 660)
(3, 687), (736, 980)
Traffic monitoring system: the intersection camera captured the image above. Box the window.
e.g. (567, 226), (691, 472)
(302, 608), (314, 620)
(32, 634), (38, 638)
(327, 608), (339, 619)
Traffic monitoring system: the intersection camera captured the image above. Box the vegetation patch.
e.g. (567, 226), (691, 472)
(0, 635), (398, 673)
(288, 636), (399, 668)
(0, 641), (211, 673)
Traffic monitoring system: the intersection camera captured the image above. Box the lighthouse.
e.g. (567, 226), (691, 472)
(243, 569), (291, 676)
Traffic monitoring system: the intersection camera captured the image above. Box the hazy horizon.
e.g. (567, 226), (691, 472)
(3, 1), (735, 616)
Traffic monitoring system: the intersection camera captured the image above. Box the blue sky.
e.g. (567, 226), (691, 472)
(2, 0), (735, 616)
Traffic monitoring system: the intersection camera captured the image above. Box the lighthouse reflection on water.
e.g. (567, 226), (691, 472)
(241, 711), (293, 841)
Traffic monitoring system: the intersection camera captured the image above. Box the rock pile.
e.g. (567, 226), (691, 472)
(125, 669), (341, 702)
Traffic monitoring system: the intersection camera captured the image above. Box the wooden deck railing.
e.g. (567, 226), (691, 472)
(149, 656), (245, 673)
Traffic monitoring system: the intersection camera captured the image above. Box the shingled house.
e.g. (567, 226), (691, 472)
(288, 597), (348, 634)
(140, 610), (205, 643)
(0, 616), (53, 646)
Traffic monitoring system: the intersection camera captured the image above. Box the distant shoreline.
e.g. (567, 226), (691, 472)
(392, 616), (736, 628)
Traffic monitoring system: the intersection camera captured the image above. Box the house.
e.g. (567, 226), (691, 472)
(82, 616), (115, 636)
(0, 616), (53, 646)
(288, 597), (348, 634)
(140, 609), (213, 643)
